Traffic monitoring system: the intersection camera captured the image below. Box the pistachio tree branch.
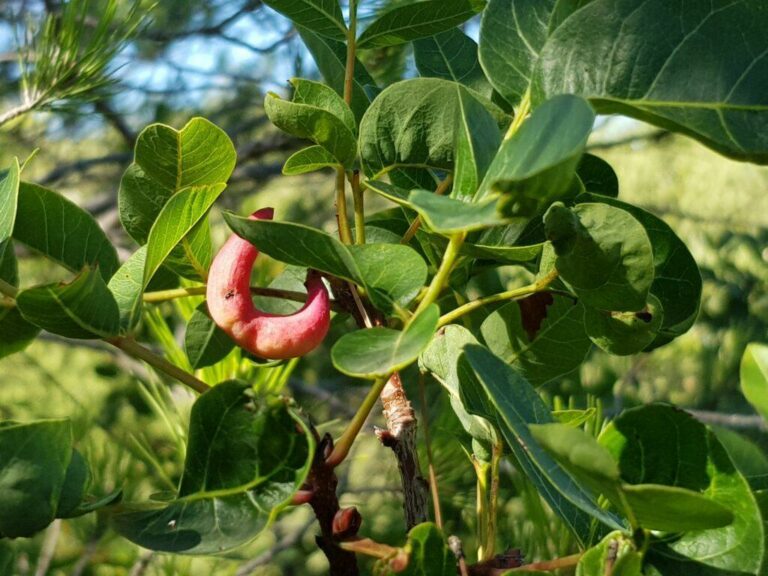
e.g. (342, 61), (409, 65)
(107, 336), (210, 395)
(437, 270), (560, 328)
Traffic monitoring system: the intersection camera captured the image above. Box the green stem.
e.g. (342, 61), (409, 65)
(326, 376), (387, 467)
(474, 457), (490, 561)
(486, 440), (503, 558)
(437, 270), (559, 328)
(142, 284), (331, 306)
(107, 336), (210, 395)
(413, 232), (466, 317)
(504, 88), (531, 141)
(351, 170), (366, 245)
(0, 278), (19, 299)
(400, 174), (453, 245)
(336, 168), (354, 245)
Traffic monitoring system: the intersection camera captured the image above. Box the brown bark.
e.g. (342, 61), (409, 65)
(375, 372), (429, 530)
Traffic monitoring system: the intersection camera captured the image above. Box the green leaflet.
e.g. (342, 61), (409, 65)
(357, 0), (486, 49)
(331, 305), (439, 378)
(533, 0), (768, 164)
(112, 381), (314, 554)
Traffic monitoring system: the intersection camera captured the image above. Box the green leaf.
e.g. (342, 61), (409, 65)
(480, 293), (592, 386)
(478, 0), (559, 105)
(584, 294), (663, 356)
(741, 343), (768, 423)
(296, 25), (376, 123)
(119, 117), (234, 280)
(531, 420), (734, 532)
(397, 523), (455, 575)
(223, 214), (427, 313)
(0, 541), (14, 573)
(107, 246), (147, 333)
(0, 419), (72, 538)
(290, 77), (356, 133)
(14, 182), (119, 280)
(16, 266), (120, 339)
(0, 308), (40, 360)
(185, 303), (235, 369)
(599, 405), (710, 489)
(413, 28), (492, 97)
(359, 78), (504, 198)
(577, 193), (702, 348)
(544, 202), (654, 311)
(461, 344), (624, 542)
(357, 0), (486, 49)
(0, 158), (20, 264)
(112, 381), (314, 554)
(408, 190), (504, 234)
(134, 117), (237, 192)
(577, 531), (642, 576)
(262, 0), (346, 41)
(283, 145), (340, 175)
(331, 305), (439, 378)
(530, 423), (620, 485)
(56, 449), (89, 518)
(476, 94), (595, 218)
(532, 0), (768, 164)
(601, 405), (764, 573)
(621, 484), (734, 532)
(143, 184), (225, 289)
(577, 154), (618, 198)
(264, 91), (357, 167)
(419, 325), (496, 445)
(348, 243), (427, 309)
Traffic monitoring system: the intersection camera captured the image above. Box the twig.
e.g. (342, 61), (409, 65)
(33, 520), (61, 576)
(107, 336), (210, 395)
(235, 518), (315, 576)
(418, 372), (443, 529)
(127, 551), (153, 576)
(375, 373), (429, 530)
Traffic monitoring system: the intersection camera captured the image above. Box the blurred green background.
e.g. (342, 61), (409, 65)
(0, 1), (766, 574)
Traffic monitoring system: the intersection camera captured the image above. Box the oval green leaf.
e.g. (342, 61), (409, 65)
(356, 0), (485, 49)
(331, 305), (439, 378)
(112, 381), (314, 554)
(16, 266), (120, 339)
(533, 0), (768, 164)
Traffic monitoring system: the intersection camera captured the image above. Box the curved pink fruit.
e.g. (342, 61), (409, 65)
(206, 208), (330, 359)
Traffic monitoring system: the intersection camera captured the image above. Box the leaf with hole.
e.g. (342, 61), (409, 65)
(584, 294), (663, 356)
(480, 293), (592, 386)
(577, 193), (702, 349)
(544, 202), (654, 311)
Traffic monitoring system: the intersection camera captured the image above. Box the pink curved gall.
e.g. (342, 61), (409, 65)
(206, 208), (331, 359)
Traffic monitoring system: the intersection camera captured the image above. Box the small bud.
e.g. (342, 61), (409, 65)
(332, 507), (362, 540)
